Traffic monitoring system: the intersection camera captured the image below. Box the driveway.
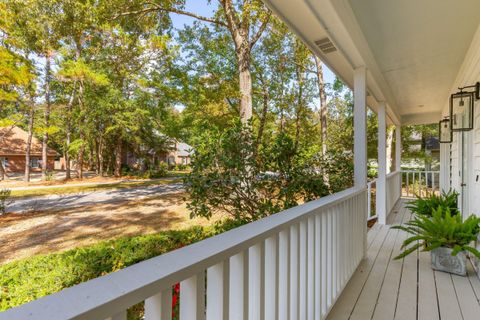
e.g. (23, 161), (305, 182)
(7, 183), (184, 213)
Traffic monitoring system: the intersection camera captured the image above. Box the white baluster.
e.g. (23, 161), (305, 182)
(180, 273), (205, 320)
(248, 243), (262, 320)
(307, 216), (315, 320)
(106, 311), (126, 320)
(207, 261), (228, 320)
(278, 229), (289, 320)
(145, 288), (172, 320)
(265, 235), (277, 320)
(289, 224), (299, 320)
(229, 252), (246, 320)
(314, 214), (322, 320)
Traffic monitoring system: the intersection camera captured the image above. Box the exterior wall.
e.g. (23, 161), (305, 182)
(1, 155), (55, 173)
(445, 28), (480, 218)
(471, 98), (480, 217)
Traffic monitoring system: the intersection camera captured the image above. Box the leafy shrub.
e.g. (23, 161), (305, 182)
(406, 190), (459, 217)
(0, 222), (240, 312)
(393, 207), (480, 260)
(45, 171), (54, 181)
(157, 162), (169, 176)
(121, 164), (132, 176)
(0, 189), (12, 215)
(185, 121), (352, 222)
(140, 163), (169, 179)
(176, 164), (188, 171)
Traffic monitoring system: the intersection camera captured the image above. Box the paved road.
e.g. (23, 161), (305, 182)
(7, 183), (184, 213)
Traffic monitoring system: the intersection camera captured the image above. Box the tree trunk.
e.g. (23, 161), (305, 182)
(42, 54), (52, 180)
(95, 137), (100, 175)
(0, 160), (5, 181)
(99, 138), (104, 176)
(314, 56), (328, 155)
(256, 86), (269, 151)
(294, 62), (305, 152)
(77, 78), (85, 180)
(65, 128), (71, 179)
(386, 126), (394, 174)
(77, 131), (85, 180)
(25, 103), (35, 182)
(65, 83), (77, 180)
(114, 141), (122, 177)
(238, 53), (253, 123)
(314, 55), (330, 186)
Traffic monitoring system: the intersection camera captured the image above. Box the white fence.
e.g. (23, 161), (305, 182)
(402, 170), (440, 197)
(1, 187), (367, 320)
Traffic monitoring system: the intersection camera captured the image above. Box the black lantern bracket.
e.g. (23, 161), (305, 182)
(458, 81), (480, 100)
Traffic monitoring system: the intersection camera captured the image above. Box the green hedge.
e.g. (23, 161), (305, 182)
(0, 225), (231, 311)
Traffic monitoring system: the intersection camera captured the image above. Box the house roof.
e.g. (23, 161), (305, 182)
(177, 142), (193, 157)
(0, 126), (58, 157)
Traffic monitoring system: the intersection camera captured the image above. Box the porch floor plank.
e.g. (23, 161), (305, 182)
(371, 207), (409, 320)
(326, 198), (480, 320)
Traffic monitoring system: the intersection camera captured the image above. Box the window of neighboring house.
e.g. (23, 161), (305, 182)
(31, 157), (40, 168)
(0, 157), (8, 168)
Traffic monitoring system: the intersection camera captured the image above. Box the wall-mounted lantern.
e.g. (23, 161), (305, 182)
(439, 117), (452, 143)
(450, 91), (474, 131)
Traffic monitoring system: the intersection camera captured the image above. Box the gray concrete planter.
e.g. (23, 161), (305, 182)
(431, 247), (467, 276)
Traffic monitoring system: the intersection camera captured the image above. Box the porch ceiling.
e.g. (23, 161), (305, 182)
(348, 0), (480, 120)
(264, 0), (480, 125)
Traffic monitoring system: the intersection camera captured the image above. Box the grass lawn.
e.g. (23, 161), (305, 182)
(9, 176), (182, 199)
(0, 192), (224, 264)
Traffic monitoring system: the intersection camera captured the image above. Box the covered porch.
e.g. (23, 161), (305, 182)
(327, 199), (480, 320)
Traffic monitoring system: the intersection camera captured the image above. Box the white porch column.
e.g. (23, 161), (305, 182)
(354, 67), (368, 258)
(376, 102), (387, 225)
(395, 125), (401, 172)
(439, 143), (450, 192)
(354, 67), (367, 187)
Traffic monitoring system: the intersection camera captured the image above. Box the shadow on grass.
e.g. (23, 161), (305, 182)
(0, 192), (191, 264)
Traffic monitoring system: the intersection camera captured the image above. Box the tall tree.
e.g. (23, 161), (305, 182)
(115, 0), (271, 123)
(9, 0), (61, 180)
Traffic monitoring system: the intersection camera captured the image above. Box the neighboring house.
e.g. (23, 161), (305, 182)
(0, 126), (58, 173)
(162, 141), (192, 166)
(123, 140), (193, 169)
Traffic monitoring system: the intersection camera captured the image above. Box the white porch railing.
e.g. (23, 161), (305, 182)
(386, 171), (402, 215)
(402, 170), (440, 197)
(367, 179), (376, 219)
(0, 187), (367, 320)
(367, 171), (402, 220)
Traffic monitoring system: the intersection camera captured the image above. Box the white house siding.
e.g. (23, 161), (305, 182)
(450, 131), (460, 193)
(445, 25), (480, 217)
(471, 99), (480, 217)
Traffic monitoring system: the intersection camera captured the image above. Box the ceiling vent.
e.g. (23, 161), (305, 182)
(315, 37), (337, 54)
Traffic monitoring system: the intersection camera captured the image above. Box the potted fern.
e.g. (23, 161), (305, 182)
(406, 190), (459, 217)
(393, 207), (480, 276)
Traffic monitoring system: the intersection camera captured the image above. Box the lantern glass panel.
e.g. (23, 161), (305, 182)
(439, 119), (452, 143)
(450, 92), (474, 131)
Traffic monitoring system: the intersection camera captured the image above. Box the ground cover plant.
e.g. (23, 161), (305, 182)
(0, 189), (12, 214)
(0, 221), (241, 317)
